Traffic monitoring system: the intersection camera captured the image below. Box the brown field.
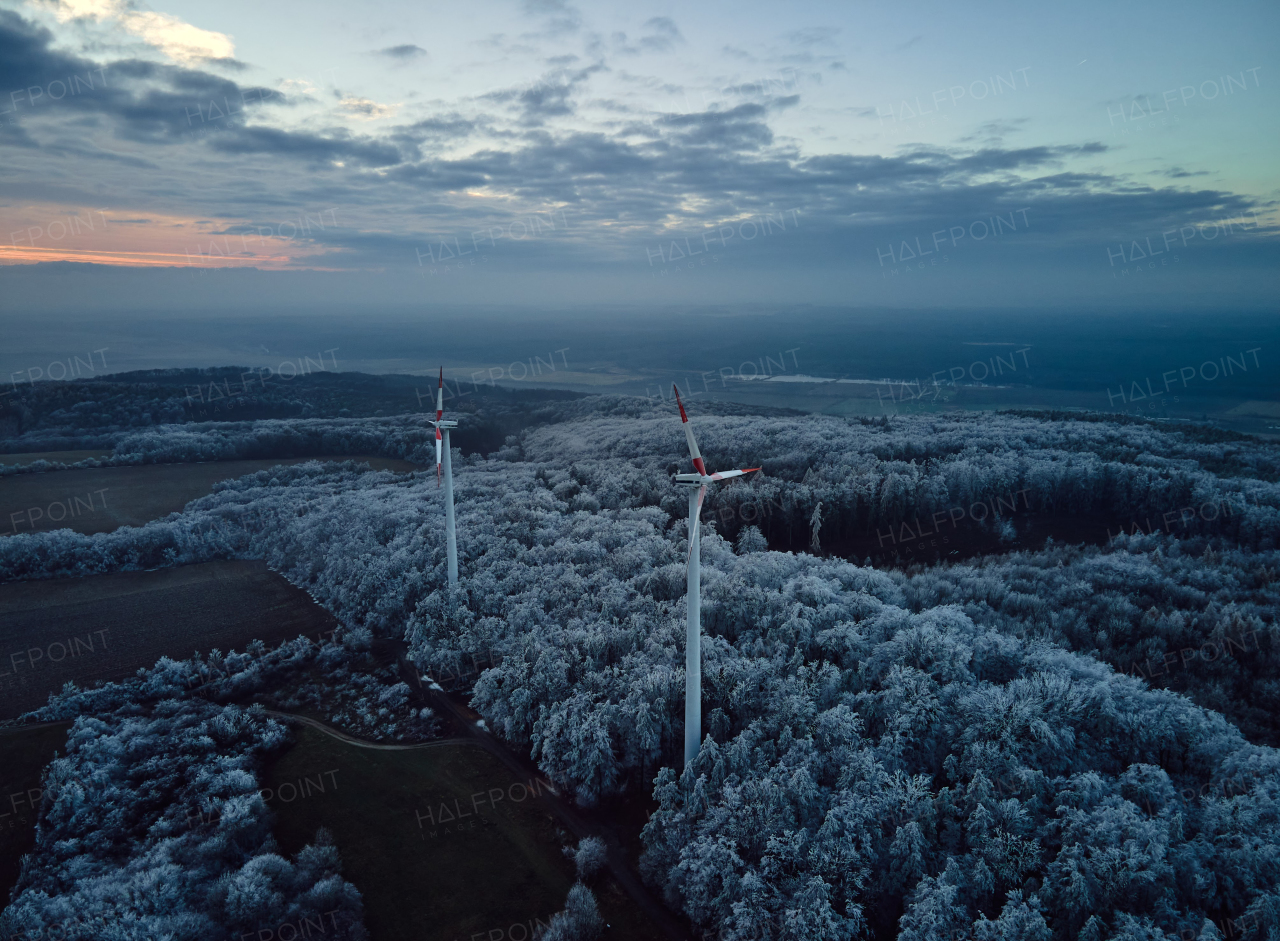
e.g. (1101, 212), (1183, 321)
(0, 450), (114, 467)
(266, 724), (665, 941)
(0, 720), (668, 941)
(0, 455), (419, 537)
(0, 560), (338, 720)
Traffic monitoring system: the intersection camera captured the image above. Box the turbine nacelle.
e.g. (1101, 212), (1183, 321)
(671, 385), (760, 558)
(672, 385), (758, 481)
(431, 367), (458, 487)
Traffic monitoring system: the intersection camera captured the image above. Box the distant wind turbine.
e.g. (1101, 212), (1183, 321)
(672, 386), (759, 767)
(433, 368), (459, 585)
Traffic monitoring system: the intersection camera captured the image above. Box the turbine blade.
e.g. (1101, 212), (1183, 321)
(708, 467), (761, 481)
(436, 367), (444, 421)
(673, 384), (706, 475)
(674, 383), (689, 422)
(435, 427), (442, 488)
(688, 484), (706, 561)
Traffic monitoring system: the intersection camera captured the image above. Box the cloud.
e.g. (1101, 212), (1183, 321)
(0, 11), (270, 141)
(521, 0), (581, 36)
(482, 63), (604, 126)
(0, 9), (413, 168)
(338, 96), (400, 120)
(35, 0), (235, 63)
(612, 17), (684, 55)
(0, 6), (1270, 309)
(657, 102), (775, 150)
(207, 125), (403, 166)
(393, 114), (477, 146)
(926, 143), (1108, 176)
(639, 17), (682, 52)
(374, 44), (427, 61)
(39, 137), (159, 167)
(958, 119), (1030, 146)
(788, 27), (839, 46)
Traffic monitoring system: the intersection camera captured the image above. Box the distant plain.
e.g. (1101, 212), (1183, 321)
(0, 560), (338, 719)
(5, 306), (1272, 433)
(0, 456), (419, 536)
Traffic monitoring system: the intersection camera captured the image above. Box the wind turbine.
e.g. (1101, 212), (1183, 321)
(672, 386), (759, 767)
(433, 368), (459, 585)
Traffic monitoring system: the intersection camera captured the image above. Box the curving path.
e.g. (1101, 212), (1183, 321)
(0, 673), (693, 939)
(260, 709), (473, 751)
(396, 654), (694, 941)
(265, 694), (692, 941)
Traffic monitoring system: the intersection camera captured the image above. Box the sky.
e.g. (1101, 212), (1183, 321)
(0, 0), (1276, 313)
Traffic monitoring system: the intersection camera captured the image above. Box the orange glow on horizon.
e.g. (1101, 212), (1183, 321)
(0, 244), (299, 267)
(1, 205), (346, 270)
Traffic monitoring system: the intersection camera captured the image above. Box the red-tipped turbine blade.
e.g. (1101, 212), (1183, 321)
(672, 385), (706, 475)
(436, 367), (444, 421)
(708, 467), (760, 481)
(435, 427), (442, 487)
(688, 484), (706, 561)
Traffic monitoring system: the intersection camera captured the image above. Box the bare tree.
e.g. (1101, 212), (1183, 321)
(810, 501), (823, 555)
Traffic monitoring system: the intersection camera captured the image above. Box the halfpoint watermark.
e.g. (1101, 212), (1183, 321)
(874, 68), (1031, 127)
(4, 489), (109, 535)
(875, 490), (1031, 548)
(1105, 211), (1262, 276)
(415, 209), (570, 274)
(1106, 68), (1262, 128)
(6, 349), (108, 395)
(645, 209), (800, 273)
(184, 210), (340, 267)
(183, 350), (341, 407)
(1105, 348), (1261, 406)
(877, 209), (1030, 275)
(878, 347), (1032, 410)
(0, 630), (109, 678)
(0, 68), (108, 116)
(416, 349), (570, 407)
(413, 778), (557, 839)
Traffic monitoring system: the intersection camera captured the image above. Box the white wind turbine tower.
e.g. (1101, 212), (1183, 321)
(433, 367), (459, 585)
(672, 386), (759, 767)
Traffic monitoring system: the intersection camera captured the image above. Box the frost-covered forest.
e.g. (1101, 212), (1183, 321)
(0, 698), (368, 941)
(2, 398), (1279, 940)
(0, 368), (588, 454)
(0, 630), (430, 941)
